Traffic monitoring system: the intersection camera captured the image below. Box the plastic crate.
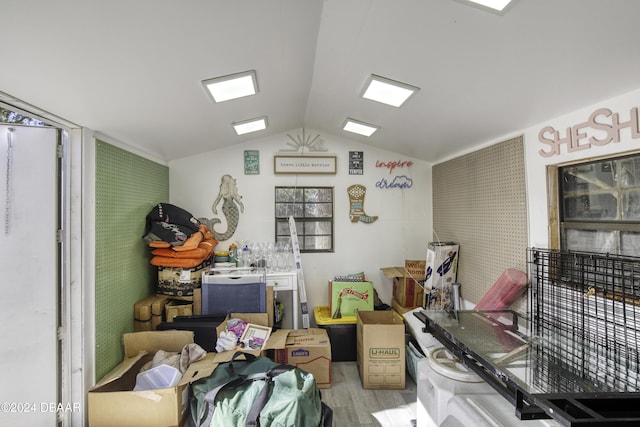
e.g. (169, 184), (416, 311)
(314, 306), (357, 362)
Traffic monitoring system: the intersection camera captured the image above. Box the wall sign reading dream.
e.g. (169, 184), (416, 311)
(274, 155), (337, 174)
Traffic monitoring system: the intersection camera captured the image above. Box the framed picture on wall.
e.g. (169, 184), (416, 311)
(244, 150), (260, 175)
(349, 151), (363, 175)
(274, 155), (337, 174)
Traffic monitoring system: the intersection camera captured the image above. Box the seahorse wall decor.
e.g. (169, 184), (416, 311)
(199, 174), (244, 241)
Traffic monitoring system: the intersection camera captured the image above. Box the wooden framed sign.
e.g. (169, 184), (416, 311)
(274, 155), (337, 174)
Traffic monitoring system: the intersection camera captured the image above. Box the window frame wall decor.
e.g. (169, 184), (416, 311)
(556, 151), (640, 256)
(274, 186), (334, 253)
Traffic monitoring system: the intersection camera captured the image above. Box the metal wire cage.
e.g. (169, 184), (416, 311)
(528, 248), (640, 393)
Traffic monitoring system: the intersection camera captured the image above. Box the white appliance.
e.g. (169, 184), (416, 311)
(404, 308), (561, 427)
(416, 346), (561, 427)
(416, 347), (494, 427)
(441, 393), (560, 427)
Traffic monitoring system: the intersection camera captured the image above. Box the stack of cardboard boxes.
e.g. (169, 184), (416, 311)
(133, 290), (197, 331)
(382, 242), (460, 314)
(381, 259), (427, 315)
(89, 312), (333, 426)
(315, 280), (375, 363)
(378, 244), (459, 385)
(133, 294), (169, 331)
(314, 279), (408, 390)
(94, 259), (438, 426)
(133, 260), (216, 331)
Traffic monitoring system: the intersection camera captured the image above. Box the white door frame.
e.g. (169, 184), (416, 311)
(0, 99), (87, 426)
(0, 123), (60, 424)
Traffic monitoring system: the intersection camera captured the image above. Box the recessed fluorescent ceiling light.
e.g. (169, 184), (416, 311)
(233, 116), (267, 135)
(362, 74), (419, 107)
(464, 0), (512, 12)
(343, 119), (379, 137)
(202, 70), (258, 103)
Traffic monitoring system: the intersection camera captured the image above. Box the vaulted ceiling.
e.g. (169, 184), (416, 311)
(1, 0), (639, 163)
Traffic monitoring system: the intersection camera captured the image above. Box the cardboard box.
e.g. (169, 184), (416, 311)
(134, 295), (169, 331)
(157, 259), (210, 297)
(274, 328), (332, 389)
(329, 281), (374, 318)
(423, 242), (459, 311)
(266, 286), (274, 327)
(214, 314), (330, 388)
(357, 310), (406, 389)
(213, 313), (290, 363)
(193, 288), (201, 315)
(381, 260), (426, 308)
(391, 297), (414, 318)
(88, 330), (218, 427)
(165, 300), (193, 322)
(276, 328), (330, 378)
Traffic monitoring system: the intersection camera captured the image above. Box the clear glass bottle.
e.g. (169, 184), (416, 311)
(229, 243), (238, 266)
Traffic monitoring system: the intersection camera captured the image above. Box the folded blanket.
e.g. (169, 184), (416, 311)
(151, 254), (210, 268)
(173, 225), (212, 252)
(152, 246), (208, 259)
(151, 238), (217, 259)
(199, 238), (217, 251)
(149, 240), (172, 248)
(201, 225), (214, 241)
(147, 225), (214, 250)
(172, 230), (203, 252)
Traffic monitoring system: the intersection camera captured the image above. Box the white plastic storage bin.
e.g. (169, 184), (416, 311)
(133, 364), (182, 391)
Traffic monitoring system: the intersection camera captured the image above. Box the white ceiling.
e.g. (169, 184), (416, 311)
(1, 0), (639, 163)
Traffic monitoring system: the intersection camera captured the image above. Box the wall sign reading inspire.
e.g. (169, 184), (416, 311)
(273, 155), (337, 174)
(538, 106), (640, 157)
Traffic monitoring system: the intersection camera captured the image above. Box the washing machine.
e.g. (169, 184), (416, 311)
(416, 347), (561, 427)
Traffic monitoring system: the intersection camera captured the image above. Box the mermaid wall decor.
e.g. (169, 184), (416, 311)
(199, 174), (244, 241)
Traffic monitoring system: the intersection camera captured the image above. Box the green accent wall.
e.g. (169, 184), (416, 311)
(95, 140), (169, 379)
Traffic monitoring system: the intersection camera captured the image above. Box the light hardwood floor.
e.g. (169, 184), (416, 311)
(321, 362), (417, 427)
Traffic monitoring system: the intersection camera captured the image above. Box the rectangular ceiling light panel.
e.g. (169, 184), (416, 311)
(469, 0), (511, 11)
(203, 70), (258, 103)
(460, 0), (513, 12)
(343, 118), (379, 137)
(362, 74), (419, 107)
(233, 116), (267, 135)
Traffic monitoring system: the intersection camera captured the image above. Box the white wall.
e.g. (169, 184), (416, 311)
(524, 88), (640, 248)
(439, 88), (640, 251)
(168, 129), (432, 320)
